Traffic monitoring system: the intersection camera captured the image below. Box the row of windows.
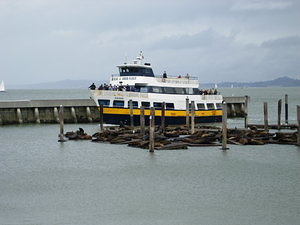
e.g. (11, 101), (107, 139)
(98, 99), (222, 110)
(138, 86), (198, 95)
(119, 67), (154, 77)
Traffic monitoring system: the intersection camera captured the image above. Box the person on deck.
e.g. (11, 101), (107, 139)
(89, 83), (96, 90)
(163, 71), (167, 78)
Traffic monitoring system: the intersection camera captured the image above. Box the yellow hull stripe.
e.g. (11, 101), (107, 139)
(100, 107), (222, 117)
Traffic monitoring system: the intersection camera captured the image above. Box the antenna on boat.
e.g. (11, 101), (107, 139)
(134, 51), (144, 65)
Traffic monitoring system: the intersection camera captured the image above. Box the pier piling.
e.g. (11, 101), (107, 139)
(86, 106), (92, 122)
(244, 95), (249, 128)
(54, 107), (59, 123)
(191, 101), (195, 134)
(99, 104), (104, 132)
(140, 106), (145, 137)
(222, 101), (228, 150)
(285, 94), (288, 124)
(17, 108), (23, 124)
(297, 105), (300, 146)
(58, 105), (65, 142)
(161, 102), (166, 133)
(185, 97), (189, 128)
(71, 107), (77, 123)
(149, 107), (155, 152)
(278, 99), (282, 130)
(34, 107), (40, 124)
(129, 100), (134, 128)
(264, 102), (268, 132)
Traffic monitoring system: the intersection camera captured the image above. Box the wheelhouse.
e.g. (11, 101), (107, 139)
(118, 65), (154, 77)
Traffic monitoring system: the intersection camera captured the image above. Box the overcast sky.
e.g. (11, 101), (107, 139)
(1, 0), (300, 86)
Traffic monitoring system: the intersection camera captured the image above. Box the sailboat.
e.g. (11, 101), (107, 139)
(0, 80), (6, 92)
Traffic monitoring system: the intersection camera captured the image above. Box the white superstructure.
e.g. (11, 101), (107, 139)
(90, 52), (223, 125)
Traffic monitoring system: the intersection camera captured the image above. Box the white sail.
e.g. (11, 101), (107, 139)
(0, 80), (5, 92)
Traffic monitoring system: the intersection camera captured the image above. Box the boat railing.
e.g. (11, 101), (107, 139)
(155, 76), (198, 85)
(110, 74), (198, 85)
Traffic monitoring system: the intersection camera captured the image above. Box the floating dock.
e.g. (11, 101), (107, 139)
(0, 97), (248, 125)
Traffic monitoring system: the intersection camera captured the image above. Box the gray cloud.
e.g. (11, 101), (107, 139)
(150, 29), (234, 50)
(231, 0), (292, 11)
(261, 35), (300, 48)
(0, 0), (299, 86)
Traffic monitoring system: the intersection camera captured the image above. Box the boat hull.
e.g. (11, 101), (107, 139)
(98, 107), (222, 126)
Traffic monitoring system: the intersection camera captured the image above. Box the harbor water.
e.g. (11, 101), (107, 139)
(0, 87), (300, 225)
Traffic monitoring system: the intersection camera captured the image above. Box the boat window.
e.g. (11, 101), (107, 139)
(140, 87), (149, 93)
(113, 100), (124, 107)
(144, 68), (154, 76)
(152, 87), (163, 93)
(119, 66), (154, 77)
(163, 87), (176, 94)
(216, 103), (222, 109)
(207, 103), (215, 110)
(197, 103), (206, 110)
(166, 103), (174, 110)
(174, 88), (186, 94)
(186, 88), (194, 95)
(193, 88), (200, 95)
(128, 101), (138, 108)
(153, 102), (162, 109)
(98, 99), (110, 106)
(141, 102), (150, 109)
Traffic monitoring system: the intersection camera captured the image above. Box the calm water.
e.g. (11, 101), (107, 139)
(0, 88), (300, 225)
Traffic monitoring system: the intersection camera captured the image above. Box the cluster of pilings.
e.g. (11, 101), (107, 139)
(247, 94), (298, 130)
(61, 102), (300, 150)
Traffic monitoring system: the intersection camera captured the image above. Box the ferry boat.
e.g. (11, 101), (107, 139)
(90, 52), (223, 125)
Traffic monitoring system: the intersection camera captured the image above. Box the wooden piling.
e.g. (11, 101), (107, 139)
(71, 107), (77, 123)
(185, 97), (189, 127)
(244, 95), (249, 128)
(34, 107), (40, 124)
(222, 101), (228, 150)
(264, 102), (268, 131)
(58, 105), (65, 142)
(277, 99), (282, 130)
(161, 102), (166, 133)
(86, 106), (93, 122)
(54, 107), (59, 123)
(191, 101), (195, 134)
(149, 107), (155, 152)
(285, 94), (288, 124)
(129, 100), (134, 128)
(17, 108), (23, 124)
(99, 104), (104, 133)
(297, 105), (300, 146)
(140, 106), (145, 137)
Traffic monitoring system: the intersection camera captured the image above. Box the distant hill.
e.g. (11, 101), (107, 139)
(9, 76), (300, 89)
(202, 76), (300, 88)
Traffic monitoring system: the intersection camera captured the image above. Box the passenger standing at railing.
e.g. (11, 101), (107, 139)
(185, 73), (190, 79)
(89, 83), (96, 90)
(163, 71), (167, 78)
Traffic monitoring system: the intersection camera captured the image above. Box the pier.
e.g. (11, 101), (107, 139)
(0, 99), (99, 125)
(0, 96), (248, 125)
